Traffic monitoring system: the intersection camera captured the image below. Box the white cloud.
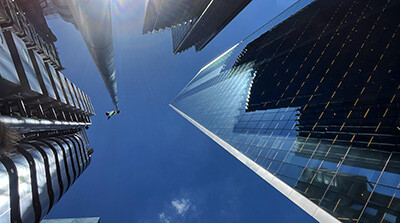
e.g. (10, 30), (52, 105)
(156, 197), (193, 222)
(171, 198), (191, 215)
(159, 212), (171, 223)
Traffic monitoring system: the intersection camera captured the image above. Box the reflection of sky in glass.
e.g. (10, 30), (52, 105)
(172, 0), (400, 221)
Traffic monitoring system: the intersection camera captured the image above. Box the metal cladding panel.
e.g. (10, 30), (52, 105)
(0, 116), (90, 134)
(85, 96), (91, 114)
(77, 131), (89, 152)
(58, 72), (74, 106)
(70, 136), (85, 171)
(72, 84), (82, 110)
(18, 144), (50, 220)
(73, 86), (83, 111)
(32, 141), (61, 204)
(73, 135), (88, 170)
(83, 94), (93, 114)
(79, 90), (89, 113)
(87, 95), (95, 115)
(40, 140), (69, 196)
(65, 78), (79, 109)
(61, 138), (78, 182)
(47, 65), (67, 104)
(48, 138), (75, 188)
(77, 135), (87, 171)
(11, 32), (42, 94)
(77, 134), (89, 161)
(62, 138), (80, 180)
(72, 84), (83, 110)
(82, 131), (90, 146)
(0, 162), (10, 222)
(8, 153), (35, 223)
(83, 93), (93, 115)
(0, 29), (20, 86)
(32, 51), (57, 100)
(0, 133), (91, 222)
(65, 137), (84, 175)
(78, 89), (89, 113)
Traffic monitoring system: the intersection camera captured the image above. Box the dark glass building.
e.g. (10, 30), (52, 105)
(143, 0), (252, 54)
(171, 0), (400, 221)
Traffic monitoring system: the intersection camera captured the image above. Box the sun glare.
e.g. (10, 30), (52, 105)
(111, 0), (146, 31)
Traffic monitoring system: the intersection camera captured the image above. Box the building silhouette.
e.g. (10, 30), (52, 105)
(171, 0), (400, 221)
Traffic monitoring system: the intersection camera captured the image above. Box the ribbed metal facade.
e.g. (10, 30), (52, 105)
(0, 133), (91, 222)
(0, 0), (96, 222)
(0, 22), (94, 124)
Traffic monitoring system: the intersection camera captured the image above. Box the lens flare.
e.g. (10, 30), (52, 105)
(111, 0), (146, 33)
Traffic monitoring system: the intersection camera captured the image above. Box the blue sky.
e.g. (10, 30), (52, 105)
(44, 0), (316, 222)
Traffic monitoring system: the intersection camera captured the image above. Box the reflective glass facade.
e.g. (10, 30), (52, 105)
(171, 19), (196, 52)
(171, 0), (400, 222)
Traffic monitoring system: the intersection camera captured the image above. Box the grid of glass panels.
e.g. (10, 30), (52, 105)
(171, 0), (400, 222)
(171, 19), (196, 52)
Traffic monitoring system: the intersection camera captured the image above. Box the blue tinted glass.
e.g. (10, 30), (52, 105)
(171, 0), (400, 221)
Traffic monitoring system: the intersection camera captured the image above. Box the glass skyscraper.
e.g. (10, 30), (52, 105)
(171, 0), (400, 222)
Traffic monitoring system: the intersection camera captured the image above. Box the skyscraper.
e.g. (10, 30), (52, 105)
(171, 0), (400, 222)
(44, 0), (119, 110)
(0, 0), (96, 222)
(143, 0), (252, 54)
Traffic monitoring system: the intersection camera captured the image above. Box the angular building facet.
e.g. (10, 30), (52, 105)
(171, 0), (400, 222)
(0, 0), (96, 222)
(143, 0), (252, 54)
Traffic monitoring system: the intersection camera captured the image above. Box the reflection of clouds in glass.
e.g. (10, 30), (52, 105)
(171, 198), (191, 215)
